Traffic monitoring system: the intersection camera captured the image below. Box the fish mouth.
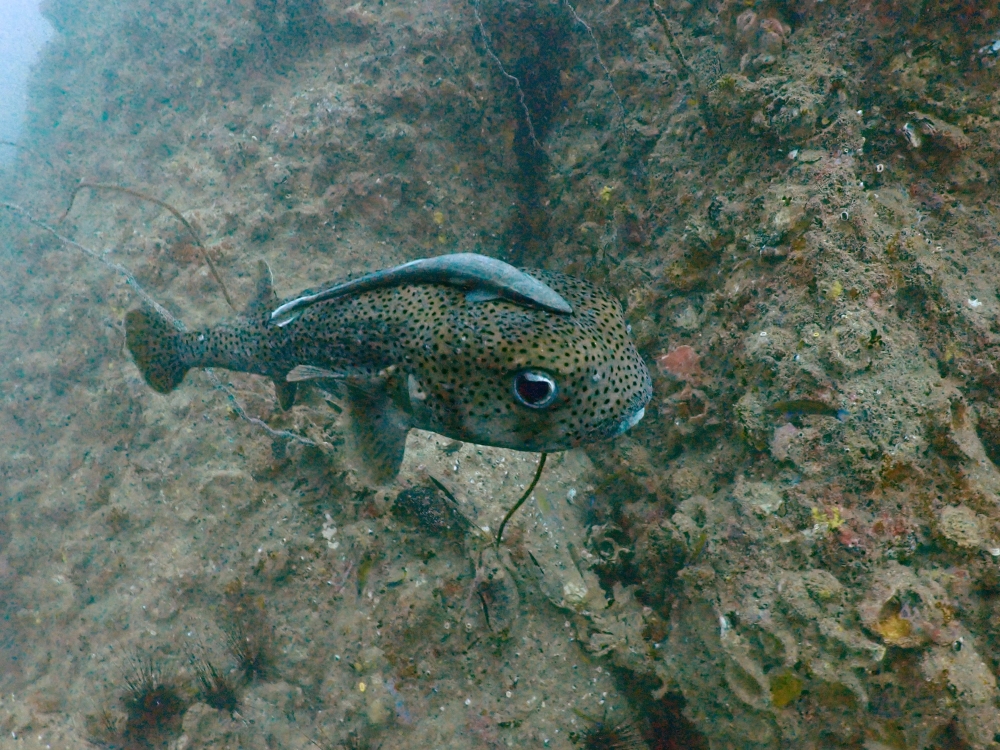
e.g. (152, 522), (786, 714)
(611, 366), (654, 438)
(616, 406), (646, 434)
(606, 404), (646, 439)
(588, 387), (652, 443)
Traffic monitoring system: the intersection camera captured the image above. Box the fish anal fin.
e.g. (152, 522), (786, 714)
(346, 378), (411, 484)
(273, 378), (298, 410)
(287, 364), (344, 382)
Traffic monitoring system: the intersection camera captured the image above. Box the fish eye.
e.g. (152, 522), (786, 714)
(512, 371), (558, 409)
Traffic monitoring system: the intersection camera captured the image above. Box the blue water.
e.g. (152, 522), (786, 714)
(0, 0), (52, 164)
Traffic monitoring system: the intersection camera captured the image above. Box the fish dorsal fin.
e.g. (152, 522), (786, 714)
(270, 253), (573, 323)
(345, 374), (411, 484)
(244, 260), (278, 319)
(242, 261), (297, 409)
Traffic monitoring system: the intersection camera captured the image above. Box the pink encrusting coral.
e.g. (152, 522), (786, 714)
(655, 345), (701, 382)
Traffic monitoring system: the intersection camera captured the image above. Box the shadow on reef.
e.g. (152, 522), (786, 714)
(608, 667), (709, 750)
(252, 0), (371, 70)
(474, 0), (578, 263)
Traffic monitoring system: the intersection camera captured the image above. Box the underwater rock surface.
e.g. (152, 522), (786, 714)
(5, 0), (1000, 747)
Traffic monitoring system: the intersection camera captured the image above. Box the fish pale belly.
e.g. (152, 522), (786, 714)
(326, 355), (651, 482)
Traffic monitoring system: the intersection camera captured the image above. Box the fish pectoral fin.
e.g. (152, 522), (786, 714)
(286, 364), (345, 382)
(346, 380), (411, 484)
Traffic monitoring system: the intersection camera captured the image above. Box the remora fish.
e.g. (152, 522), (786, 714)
(125, 253), (653, 480)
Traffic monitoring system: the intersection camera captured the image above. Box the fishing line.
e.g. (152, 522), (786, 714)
(2, 200), (316, 447)
(496, 451), (547, 547)
(59, 181), (237, 311)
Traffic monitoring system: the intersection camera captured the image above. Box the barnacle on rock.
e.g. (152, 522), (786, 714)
(936, 504), (984, 550)
(873, 612), (912, 645)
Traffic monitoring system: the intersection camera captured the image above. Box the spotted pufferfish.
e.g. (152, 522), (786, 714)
(125, 254), (653, 480)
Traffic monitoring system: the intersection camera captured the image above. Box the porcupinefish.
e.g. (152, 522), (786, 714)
(125, 253), (653, 480)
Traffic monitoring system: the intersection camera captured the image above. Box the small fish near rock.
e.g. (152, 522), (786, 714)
(125, 253), (653, 481)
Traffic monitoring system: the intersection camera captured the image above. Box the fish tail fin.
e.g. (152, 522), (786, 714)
(125, 308), (189, 393)
(127, 261), (292, 404)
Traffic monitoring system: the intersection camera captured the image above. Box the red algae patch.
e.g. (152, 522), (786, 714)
(656, 345), (701, 381)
